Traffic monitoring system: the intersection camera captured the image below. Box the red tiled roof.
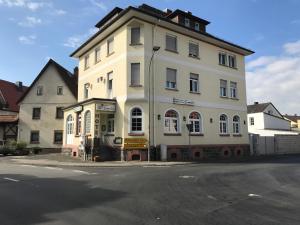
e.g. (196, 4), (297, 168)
(0, 115), (18, 123)
(0, 80), (28, 112)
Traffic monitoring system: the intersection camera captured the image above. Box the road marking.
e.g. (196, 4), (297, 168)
(207, 195), (217, 200)
(179, 175), (195, 179)
(143, 165), (171, 168)
(248, 193), (262, 197)
(72, 170), (90, 174)
(3, 177), (19, 182)
(44, 166), (63, 170)
(20, 165), (37, 168)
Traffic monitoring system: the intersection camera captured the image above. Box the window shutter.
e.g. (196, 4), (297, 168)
(131, 27), (140, 44)
(167, 68), (176, 82)
(166, 35), (176, 51)
(131, 63), (140, 85)
(189, 43), (199, 57)
(220, 79), (227, 88)
(190, 73), (198, 80)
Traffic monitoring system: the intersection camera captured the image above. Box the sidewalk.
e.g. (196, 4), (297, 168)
(1, 154), (193, 167)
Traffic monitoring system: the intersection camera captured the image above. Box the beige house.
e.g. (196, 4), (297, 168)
(63, 4), (254, 161)
(284, 114), (300, 131)
(18, 59), (77, 149)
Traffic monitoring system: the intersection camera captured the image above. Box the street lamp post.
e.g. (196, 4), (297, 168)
(148, 46), (160, 162)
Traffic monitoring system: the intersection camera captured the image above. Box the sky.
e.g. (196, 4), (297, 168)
(0, 0), (300, 114)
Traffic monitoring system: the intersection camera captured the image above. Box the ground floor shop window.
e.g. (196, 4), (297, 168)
(54, 130), (63, 144)
(164, 109), (179, 133)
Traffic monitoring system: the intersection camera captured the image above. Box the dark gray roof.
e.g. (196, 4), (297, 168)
(284, 115), (300, 122)
(247, 102), (271, 114)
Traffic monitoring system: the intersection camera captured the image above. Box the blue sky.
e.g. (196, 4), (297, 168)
(1, 0), (300, 113)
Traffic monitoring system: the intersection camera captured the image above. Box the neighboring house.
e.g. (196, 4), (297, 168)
(0, 80), (27, 141)
(63, 4), (254, 161)
(18, 59), (77, 149)
(247, 102), (298, 136)
(284, 114), (300, 131)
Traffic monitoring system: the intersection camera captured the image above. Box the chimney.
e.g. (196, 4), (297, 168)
(164, 8), (172, 15)
(254, 101), (259, 105)
(15, 81), (23, 89)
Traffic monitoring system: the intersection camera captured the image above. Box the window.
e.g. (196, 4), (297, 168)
(107, 114), (114, 133)
(84, 83), (89, 99)
(84, 55), (90, 70)
(131, 63), (140, 86)
(189, 42), (199, 58)
(56, 107), (64, 119)
(220, 79), (227, 97)
(220, 114), (228, 134)
(233, 116), (240, 134)
(250, 117), (254, 126)
(219, 52), (227, 66)
(95, 47), (100, 63)
(130, 107), (142, 132)
(164, 110), (179, 133)
(32, 107), (41, 120)
(189, 112), (202, 134)
(190, 73), (199, 93)
(54, 130), (63, 144)
(230, 81), (237, 98)
(84, 110), (91, 134)
(166, 68), (177, 89)
(184, 18), (190, 27)
(166, 34), (177, 52)
(268, 110), (273, 115)
(228, 55), (236, 68)
(107, 37), (114, 55)
(57, 86), (63, 95)
(37, 86), (43, 96)
(108, 72), (113, 90)
(76, 113), (81, 135)
(30, 131), (39, 143)
(131, 27), (140, 45)
(195, 22), (200, 31)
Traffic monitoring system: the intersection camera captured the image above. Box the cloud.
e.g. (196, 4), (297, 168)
(291, 19), (300, 24)
(89, 0), (107, 11)
(18, 35), (36, 44)
(0, 0), (50, 11)
(63, 28), (98, 48)
(53, 9), (66, 15)
(246, 40), (300, 114)
(18, 16), (42, 27)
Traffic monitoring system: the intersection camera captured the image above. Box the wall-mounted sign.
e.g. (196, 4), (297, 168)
(73, 105), (83, 112)
(96, 104), (116, 112)
(124, 138), (148, 150)
(173, 98), (194, 106)
(114, 137), (122, 145)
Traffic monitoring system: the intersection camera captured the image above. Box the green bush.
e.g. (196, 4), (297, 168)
(16, 141), (27, 150)
(32, 147), (42, 154)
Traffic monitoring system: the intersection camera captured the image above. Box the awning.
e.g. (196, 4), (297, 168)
(0, 115), (18, 123)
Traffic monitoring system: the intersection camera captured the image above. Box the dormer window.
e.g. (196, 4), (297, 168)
(184, 18), (190, 27)
(195, 22), (200, 31)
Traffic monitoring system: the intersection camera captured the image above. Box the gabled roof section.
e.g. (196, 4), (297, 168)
(167, 9), (210, 25)
(95, 7), (123, 28)
(247, 102), (283, 118)
(284, 115), (300, 122)
(0, 79), (28, 112)
(17, 59), (77, 103)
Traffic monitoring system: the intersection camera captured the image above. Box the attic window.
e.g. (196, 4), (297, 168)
(195, 22), (200, 31)
(184, 18), (190, 27)
(37, 86), (43, 96)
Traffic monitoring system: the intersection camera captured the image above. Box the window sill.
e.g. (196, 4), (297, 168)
(84, 67), (90, 71)
(75, 135), (81, 137)
(165, 87), (178, 91)
(189, 133), (204, 136)
(32, 118), (41, 120)
(54, 142), (62, 144)
(128, 132), (144, 136)
(230, 97), (239, 101)
(56, 117), (64, 120)
(129, 43), (143, 46)
(188, 55), (200, 60)
(220, 96), (228, 99)
(165, 49), (178, 54)
(129, 84), (143, 87)
(95, 60), (101, 64)
(219, 63), (238, 70)
(233, 134), (242, 137)
(219, 134), (230, 137)
(164, 133), (181, 136)
(189, 91), (201, 95)
(106, 52), (115, 57)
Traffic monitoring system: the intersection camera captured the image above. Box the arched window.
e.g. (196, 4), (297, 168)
(164, 110), (179, 133)
(189, 111), (202, 134)
(84, 110), (91, 134)
(233, 115), (240, 134)
(219, 114), (228, 134)
(131, 107), (142, 132)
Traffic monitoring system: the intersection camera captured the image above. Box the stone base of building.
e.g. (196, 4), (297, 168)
(165, 144), (250, 161)
(123, 149), (148, 161)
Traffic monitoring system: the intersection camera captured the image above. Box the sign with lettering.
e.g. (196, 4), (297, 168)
(73, 105), (83, 112)
(124, 138), (148, 149)
(96, 104), (116, 112)
(173, 98), (194, 106)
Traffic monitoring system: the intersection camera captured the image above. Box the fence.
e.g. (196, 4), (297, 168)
(249, 134), (300, 155)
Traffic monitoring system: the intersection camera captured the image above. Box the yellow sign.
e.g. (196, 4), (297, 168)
(124, 138), (148, 150)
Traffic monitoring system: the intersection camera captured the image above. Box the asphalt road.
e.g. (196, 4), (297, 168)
(1, 156), (300, 225)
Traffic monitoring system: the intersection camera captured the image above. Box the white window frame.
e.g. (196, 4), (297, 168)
(57, 86), (63, 95)
(84, 83), (89, 99)
(107, 71), (113, 90)
(130, 63), (140, 86)
(190, 73), (199, 93)
(219, 52), (227, 66)
(250, 117), (254, 126)
(189, 42), (199, 58)
(95, 47), (100, 63)
(84, 55), (90, 70)
(107, 37), (114, 55)
(165, 34), (177, 52)
(233, 115), (240, 134)
(164, 109), (180, 134)
(219, 114), (228, 134)
(166, 68), (177, 89)
(188, 111), (203, 134)
(84, 110), (91, 135)
(131, 27), (141, 45)
(230, 81), (237, 99)
(107, 114), (115, 134)
(220, 79), (228, 97)
(37, 86), (43, 96)
(130, 107), (143, 133)
(228, 55), (236, 68)
(184, 18), (190, 27)
(195, 22), (200, 31)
